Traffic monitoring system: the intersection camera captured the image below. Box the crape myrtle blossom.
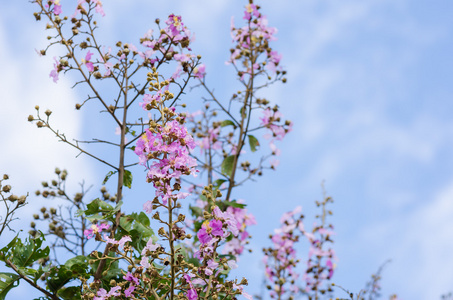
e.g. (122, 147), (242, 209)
(228, 1), (282, 77)
(83, 223), (110, 239)
(49, 57), (63, 83)
(72, 0), (105, 19)
(81, 51), (94, 72)
(134, 118), (198, 207)
(263, 206), (305, 299)
(102, 235), (132, 249)
(264, 202), (337, 299)
(94, 286), (121, 300)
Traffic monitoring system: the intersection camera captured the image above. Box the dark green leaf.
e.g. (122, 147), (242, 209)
(46, 266), (74, 293)
(57, 286), (82, 300)
(247, 135), (260, 152)
(102, 170), (117, 185)
(0, 273), (19, 300)
(123, 170), (132, 189)
(221, 155), (235, 176)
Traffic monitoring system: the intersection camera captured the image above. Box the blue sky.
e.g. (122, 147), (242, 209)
(1, 0), (453, 299)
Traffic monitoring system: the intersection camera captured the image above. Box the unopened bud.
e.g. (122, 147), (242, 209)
(28, 115), (34, 122)
(8, 194), (18, 202)
(2, 185), (11, 193)
(18, 196), (26, 204)
(45, 109), (52, 116)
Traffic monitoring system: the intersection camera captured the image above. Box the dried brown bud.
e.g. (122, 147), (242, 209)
(8, 194), (18, 202)
(28, 115), (34, 122)
(18, 196), (26, 205)
(2, 185), (11, 193)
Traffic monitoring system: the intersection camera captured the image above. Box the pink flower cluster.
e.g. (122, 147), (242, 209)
(264, 205), (336, 298)
(222, 204), (257, 256)
(263, 206), (304, 298)
(229, 2), (282, 77)
(134, 119), (197, 208)
(196, 206), (238, 246)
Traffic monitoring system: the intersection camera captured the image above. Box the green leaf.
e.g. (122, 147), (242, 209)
(46, 266), (74, 293)
(64, 256), (89, 278)
(213, 179), (227, 189)
(0, 234), (49, 268)
(78, 198), (116, 221)
(119, 212), (156, 250)
(247, 135), (260, 152)
(221, 120), (236, 128)
(0, 273), (19, 300)
(221, 155), (235, 176)
(123, 169), (133, 189)
(225, 200), (247, 209)
(57, 286), (82, 300)
(102, 170), (117, 185)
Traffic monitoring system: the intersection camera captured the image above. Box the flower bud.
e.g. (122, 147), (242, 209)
(2, 185), (11, 193)
(28, 115), (34, 122)
(8, 194), (18, 202)
(45, 109), (52, 116)
(18, 196), (26, 204)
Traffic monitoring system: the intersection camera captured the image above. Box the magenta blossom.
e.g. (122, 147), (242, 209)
(83, 223), (110, 239)
(94, 286), (121, 300)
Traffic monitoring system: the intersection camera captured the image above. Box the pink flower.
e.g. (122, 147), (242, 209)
(82, 51), (94, 72)
(124, 285), (135, 297)
(84, 223), (110, 239)
(93, 0), (105, 17)
(49, 57), (61, 83)
(193, 64), (206, 79)
(94, 286), (121, 300)
(124, 272), (139, 285)
(103, 235), (132, 248)
(187, 289), (198, 300)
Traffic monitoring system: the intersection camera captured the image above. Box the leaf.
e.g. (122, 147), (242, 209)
(0, 273), (19, 300)
(46, 266), (74, 293)
(102, 170), (117, 185)
(221, 120), (236, 128)
(247, 135), (260, 152)
(213, 179), (227, 189)
(225, 200), (247, 209)
(78, 199), (121, 222)
(221, 155), (235, 176)
(119, 212), (156, 250)
(64, 256), (89, 278)
(240, 107), (247, 118)
(0, 234), (49, 269)
(57, 286), (82, 300)
(123, 169), (133, 189)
